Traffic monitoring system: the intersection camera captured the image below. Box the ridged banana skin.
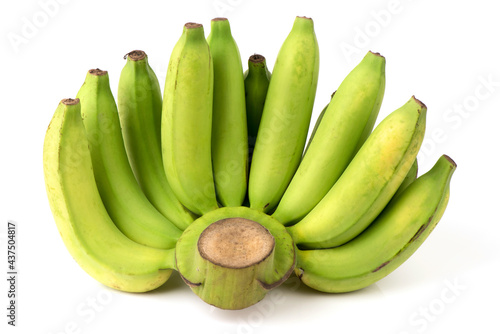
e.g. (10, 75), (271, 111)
(244, 54), (271, 154)
(207, 18), (248, 207)
(76, 70), (182, 249)
(295, 155), (456, 293)
(392, 158), (418, 201)
(288, 96), (426, 248)
(118, 51), (196, 230)
(162, 23), (219, 216)
(249, 16), (319, 213)
(273, 51), (386, 225)
(43, 99), (176, 292)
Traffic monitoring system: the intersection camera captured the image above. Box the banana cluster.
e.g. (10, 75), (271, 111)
(43, 16), (456, 309)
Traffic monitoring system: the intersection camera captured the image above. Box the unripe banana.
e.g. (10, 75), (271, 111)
(303, 92), (333, 155)
(76, 69), (182, 249)
(162, 23), (219, 216)
(207, 18), (248, 207)
(392, 158), (418, 201)
(43, 99), (176, 292)
(244, 54), (271, 156)
(248, 16), (319, 213)
(288, 96), (426, 248)
(273, 51), (386, 225)
(295, 155), (456, 293)
(117, 50), (196, 230)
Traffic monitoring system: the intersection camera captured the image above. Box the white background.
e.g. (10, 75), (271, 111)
(1, 0), (499, 333)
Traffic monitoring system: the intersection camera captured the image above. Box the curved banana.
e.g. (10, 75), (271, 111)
(207, 18), (248, 207)
(392, 158), (418, 201)
(162, 22), (219, 216)
(76, 69), (182, 249)
(273, 51), (386, 225)
(303, 92), (333, 156)
(43, 99), (176, 292)
(295, 155), (456, 293)
(117, 50), (196, 230)
(248, 16), (319, 213)
(288, 96), (426, 248)
(244, 54), (271, 157)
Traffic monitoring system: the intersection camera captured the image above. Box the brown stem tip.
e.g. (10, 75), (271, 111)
(249, 54), (266, 63)
(185, 22), (202, 29)
(89, 68), (107, 76)
(369, 50), (385, 58)
(297, 16), (312, 20)
(61, 98), (80, 106)
(411, 95), (427, 110)
(124, 50), (147, 61)
(443, 155), (457, 168)
(212, 17), (228, 21)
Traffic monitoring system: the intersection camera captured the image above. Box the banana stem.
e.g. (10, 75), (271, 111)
(175, 207), (295, 309)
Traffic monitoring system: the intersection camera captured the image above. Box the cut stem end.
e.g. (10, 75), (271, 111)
(198, 218), (275, 269)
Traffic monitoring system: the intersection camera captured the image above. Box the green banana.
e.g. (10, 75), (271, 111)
(248, 16), (319, 213)
(303, 91), (334, 156)
(162, 22), (219, 216)
(392, 158), (418, 201)
(273, 51), (386, 225)
(76, 69), (182, 249)
(117, 50), (196, 230)
(43, 99), (176, 292)
(244, 54), (271, 156)
(288, 96), (426, 248)
(207, 18), (248, 207)
(295, 155), (456, 293)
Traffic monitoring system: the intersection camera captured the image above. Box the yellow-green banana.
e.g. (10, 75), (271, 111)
(117, 50), (196, 230)
(43, 99), (176, 292)
(303, 92), (333, 156)
(244, 54), (271, 156)
(76, 69), (182, 249)
(288, 96), (426, 248)
(273, 51), (386, 225)
(295, 155), (456, 293)
(249, 16), (319, 213)
(162, 23), (219, 216)
(207, 18), (248, 207)
(392, 158), (418, 201)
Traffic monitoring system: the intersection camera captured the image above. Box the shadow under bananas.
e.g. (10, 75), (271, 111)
(287, 274), (386, 298)
(140, 272), (188, 295)
(205, 274), (387, 326)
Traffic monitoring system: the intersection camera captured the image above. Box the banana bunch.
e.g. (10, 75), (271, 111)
(43, 16), (457, 310)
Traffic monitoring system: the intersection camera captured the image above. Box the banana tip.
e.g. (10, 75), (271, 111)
(124, 50), (146, 61)
(249, 54), (266, 63)
(212, 17), (228, 22)
(369, 50), (385, 58)
(89, 68), (107, 76)
(185, 22), (203, 29)
(443, 155), (457, 168)
(61, 98), (80, 106)
(411, 95), (427, 110)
